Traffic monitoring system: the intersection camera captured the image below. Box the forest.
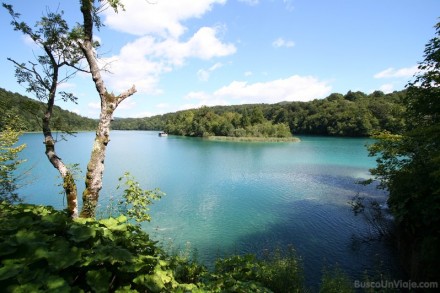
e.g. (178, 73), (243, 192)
(1, 87), (406, 138)
(0, 87), (97, 132)
(112, 90), (406, 137)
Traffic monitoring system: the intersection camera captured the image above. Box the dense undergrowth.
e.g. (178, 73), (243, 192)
(0, 202), (360, 292)
(0, 202), (299, 292)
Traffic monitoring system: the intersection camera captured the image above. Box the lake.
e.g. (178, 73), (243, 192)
(17, 131), (401, 288)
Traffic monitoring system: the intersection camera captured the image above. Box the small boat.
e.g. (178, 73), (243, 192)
(158, 132), (168, 137)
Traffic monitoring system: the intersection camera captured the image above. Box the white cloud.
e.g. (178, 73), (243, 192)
(104, 0), (226, 38)
(156, 103), (170, 109)
(183, 27), (236, 60)
(180, 75), (331, 110)
(87, 102), (101, 117)
(57, 82), (76, 90)
(117, 97), (137, 110)
(374, 65), (418, 79)
(272, 37), (295, 48)
(213, 75), (331, 103)
(379, 83), (395, 94)
(97, 0), (236, 97)
(197, 62), (223, 81)
(88, 102), (101, 109)
(100, 51), (165, 95)
(100, 27), (235, 93)
(182, 91), (230, 110)
(22, 35), (39, 49)
(244, 71), (253, 77)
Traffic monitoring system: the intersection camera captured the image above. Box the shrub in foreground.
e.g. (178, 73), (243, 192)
(1, 202), (357, 292)
(0, 202), (197, 292)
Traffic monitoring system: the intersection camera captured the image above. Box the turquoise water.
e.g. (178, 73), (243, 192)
(16, 131), (400, 287)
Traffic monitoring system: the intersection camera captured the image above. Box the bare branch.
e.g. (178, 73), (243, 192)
(116, 85), (137, 107)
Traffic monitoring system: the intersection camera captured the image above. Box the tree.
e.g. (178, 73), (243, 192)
(76, 0), (136, 218)
(4, 1), (136, 218)
(0, 113), (26, 203)
(250, 106), (265, 124)
(368, 21), (440, 281)
(3, 3), (86, 217)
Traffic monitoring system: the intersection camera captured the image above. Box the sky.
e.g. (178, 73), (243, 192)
(0, 0), (439, 118)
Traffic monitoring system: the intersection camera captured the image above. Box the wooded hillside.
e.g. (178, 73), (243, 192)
(112, 90), (406, 137)
(0, 88), (97, 132)
(1, 87), (406, 137)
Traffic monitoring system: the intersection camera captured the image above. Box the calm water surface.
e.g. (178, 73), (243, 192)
(17, 131), (401, 287)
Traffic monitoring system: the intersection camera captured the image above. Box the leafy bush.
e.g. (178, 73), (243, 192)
(0, 202), (197, 292)
(0, 202), (310, 292)
(319, 266), (354, 293)
(210, 247), (304, 293)
(0, 115), (26, 203)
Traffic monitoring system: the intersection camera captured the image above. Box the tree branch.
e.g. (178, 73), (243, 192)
(116, 85), (137, 107)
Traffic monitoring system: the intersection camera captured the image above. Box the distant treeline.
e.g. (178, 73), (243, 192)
(0, 87), (406, 137)
(0, 87), (97, 132)
(112, 90), (406, 137)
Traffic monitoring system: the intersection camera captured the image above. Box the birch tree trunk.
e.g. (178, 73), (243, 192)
(43, 121), (78, 218)
(79, 0), (136, 218)
(42, 52), (79, 218)
(43, 45), (78, 218)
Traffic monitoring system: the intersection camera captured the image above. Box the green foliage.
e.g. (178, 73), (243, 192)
(0, 88), (97, 132)
(2, 202), (399, 292)
(210, 247), (304, 293)
(0, 202), (195, 292)
(349, 193), (394, 240)
(116, 172), (164, 223)
(367, 20), (440, 281)
(319, 266), (354, 293)
(1, 87), (405, 138)
(3, 3), (83, 104)
(111, 90), (406, 137)
(0, 115), (26, 203)
(56, 163), (82, 195)
(0, 202), (306, 292)
(160, 106), (294, 138)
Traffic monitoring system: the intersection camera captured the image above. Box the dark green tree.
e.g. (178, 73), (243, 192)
(368, 20), (440, 281)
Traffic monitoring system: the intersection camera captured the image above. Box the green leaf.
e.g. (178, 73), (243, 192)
(86, 268), (112, 293)
(6, 283), (42, 292)
(100, 246), (133, 264)
(45, 275), (69, 291)
(0, 261), (22, 280)
(116, 214), (128, 223)
(99, 217), (119, 229)
(114, 285), (138, 293)
(15, 229), (40, 244)
(154, 266), (172, 284)
(69, 223), (96, 242)
(133, 274), (165, 293)
(46, 240), (82, 270)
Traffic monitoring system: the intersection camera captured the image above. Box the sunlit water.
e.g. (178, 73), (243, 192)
(17, 131), (401, 288)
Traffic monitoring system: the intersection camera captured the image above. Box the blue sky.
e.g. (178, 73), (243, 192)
(1, 0), (439, 118)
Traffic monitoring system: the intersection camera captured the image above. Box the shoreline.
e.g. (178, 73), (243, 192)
(204, 136), (301, 142)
